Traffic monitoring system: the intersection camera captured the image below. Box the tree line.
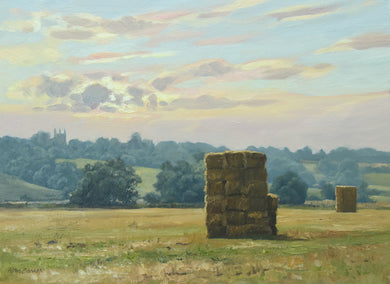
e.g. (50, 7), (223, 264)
(1, 131), (389, 206)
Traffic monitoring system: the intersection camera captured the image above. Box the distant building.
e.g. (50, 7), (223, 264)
(53, 128), (67, 146)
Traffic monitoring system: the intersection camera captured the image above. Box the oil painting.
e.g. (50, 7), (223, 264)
(0, 0), (389, 283)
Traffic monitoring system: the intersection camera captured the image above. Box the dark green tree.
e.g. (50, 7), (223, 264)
(357, 181), (372, 203)
(154, 160), (205, 204)
(144, 192), (161, 205)
(321, 182), (335, 200)
(270, 171), (308, 205)
(335, 159), (362, 186)
(318, 158), (338, 176)
(70, 158), (141, 207)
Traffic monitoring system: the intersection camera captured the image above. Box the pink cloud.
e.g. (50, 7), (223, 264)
(139, 10), (191, 21)
(198, 11), (230, 18)
(348, 32), (390, 50)
(317, 32), (390, 53)
(268, 4), (340, 21)
(68, 51), (149, 64)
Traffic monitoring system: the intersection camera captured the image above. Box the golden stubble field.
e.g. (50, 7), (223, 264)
(1, 207), (390, 283)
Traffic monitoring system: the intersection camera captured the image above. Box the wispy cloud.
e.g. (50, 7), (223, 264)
(68, 51), (174, 64)
(240, 59), (334, 79)
(214, 0), (269, 13)
(51, 13), (169, 42)
(138, 10), (191, 22)
(165, 94), (275, 110)
(167, 95), (238, 110)
(197, 11), (230, 19)
(149, 58), (334, 91)
(316, 32), (390, 53)
(267, 3), (340, 22)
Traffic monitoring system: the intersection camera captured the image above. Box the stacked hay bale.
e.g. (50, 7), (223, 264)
(205, 151), (278, 238)
(335, 186), (357, 212)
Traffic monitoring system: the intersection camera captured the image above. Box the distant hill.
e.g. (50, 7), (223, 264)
(0, 173), (63, 202)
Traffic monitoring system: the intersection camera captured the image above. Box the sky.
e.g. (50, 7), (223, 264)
(0, 0), (389, 151)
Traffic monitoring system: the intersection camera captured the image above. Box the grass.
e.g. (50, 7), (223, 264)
(370, 195), (390, 203)
(0, 173), (62, 202)
(301, 160), (326, 182)
(307, 187), (322, 200)
(56, 159), (161, 196)
(0, 207), (389, 283)
(364, 173), (390, 187)
(133, 167), (160, 195)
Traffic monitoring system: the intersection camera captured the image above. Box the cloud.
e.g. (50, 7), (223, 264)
(215, 0), (269, 13)
(62, 14), (99, 28)
(240, 59), (334, 80)
(102, 16), (167, 36)
(146, 94), (158, 111)
(149, 59), (234, 91)
(127, 87), (146, 106)
(164, 94), (276, 111)
(68, 51), (174, 65)
(167, 95), (238, 110)
(100, 105), (117, 113)
(316, 32), (390, 53)
(268, 3), (340, 21)
(138, 10), (191, 21)
(193, 60), (233, 77)
(3, 55), (333, 116)
(151, 76), (177, 91)
(71, 103), (91, 113)
(84, 72), (116, 80)
(53, 13), (169, 42)
(1, 19), (36, 33)
(0, 10), (50, 33)
(81, 84), (111, 109)
(5, 71), (153, 114)
(50, 29), (94, 40)
(194, 34), (255, 46)
(197, 11), (230, 19)
(0, 39), (61, 66)
(39, 76), (76, 97)
(149, 58), (333, 91)
(47, 104), (70, 111)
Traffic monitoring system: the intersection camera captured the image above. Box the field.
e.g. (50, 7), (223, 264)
(301, 161), (326, 182)
(1, 207), (389, 283)
(0, 174), (62, 202)
(302, 161), (390, 202)
(364, 173), (390, 203)
(133, 167), (160, 195)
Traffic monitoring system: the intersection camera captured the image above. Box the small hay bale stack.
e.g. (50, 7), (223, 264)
(335, 186), (357, 212)
(205, 151), (278, 238)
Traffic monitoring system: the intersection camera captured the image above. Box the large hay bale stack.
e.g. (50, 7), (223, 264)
(335, 186), (357, 212)
(205, 151), (278, 238)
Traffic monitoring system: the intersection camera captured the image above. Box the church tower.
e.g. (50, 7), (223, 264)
(53, 128), (67, 146)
